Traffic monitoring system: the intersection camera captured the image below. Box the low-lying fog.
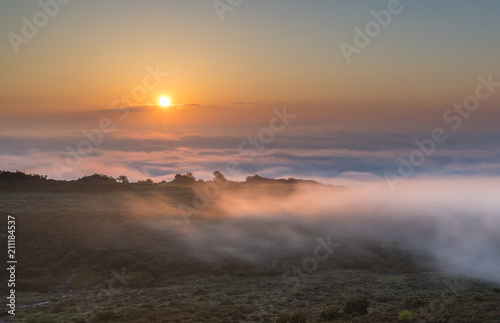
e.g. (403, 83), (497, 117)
(123, 177), (500, 283)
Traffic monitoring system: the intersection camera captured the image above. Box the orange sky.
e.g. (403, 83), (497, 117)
(1, 1), (500, 182)
(1, 1), (499, 122)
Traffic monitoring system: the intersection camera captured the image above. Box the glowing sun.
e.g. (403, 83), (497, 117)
(159, 96), (171, 107)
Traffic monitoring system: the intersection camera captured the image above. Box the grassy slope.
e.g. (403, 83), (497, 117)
(1, 182), (499, 322)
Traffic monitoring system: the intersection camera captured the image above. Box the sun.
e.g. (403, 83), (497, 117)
(159, 96), (170, 107)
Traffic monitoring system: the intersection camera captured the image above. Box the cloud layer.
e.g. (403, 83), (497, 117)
(1, 124), (500, 184)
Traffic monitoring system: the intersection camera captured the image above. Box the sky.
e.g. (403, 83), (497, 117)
(0, 0), (499, 183)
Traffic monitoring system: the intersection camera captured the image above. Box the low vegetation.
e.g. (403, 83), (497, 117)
(1, 170), (499, 322)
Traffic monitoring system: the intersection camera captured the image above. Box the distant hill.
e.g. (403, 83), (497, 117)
(0, 170), (329, 192)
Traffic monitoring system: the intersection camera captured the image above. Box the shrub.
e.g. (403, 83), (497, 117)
(231, 312), (246, 321)
(320, 305), (343, 320)
(274, 311), (306, 323)
(402, 296), (426, 308)
(290, 311), (306, 323)
(398, 309), (412, 321)
(343, 295), (369, 315)
(472, 293), (486, 302)
(373, 294), (392, 303)
(275, 312), (291, 323)
(95, 311), (119, 320)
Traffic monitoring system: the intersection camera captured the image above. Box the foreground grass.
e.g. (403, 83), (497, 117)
(2, 185), (500, 322)
(11, 269), (500, 322)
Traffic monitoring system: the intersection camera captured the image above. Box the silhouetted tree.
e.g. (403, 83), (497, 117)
(245, 175), (264, 183)
(172, 173), (196, 184)
(77, 174), (116, 183)
(117, 175), (129, 183)
(137, 179), (154, 185)
(0, 170), (47, 182)
(213, 171), (226, 182)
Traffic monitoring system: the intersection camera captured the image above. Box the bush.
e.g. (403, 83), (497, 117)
(373, 294), (392, 303)
(275, 311), (306, 323)
(343, 295), (369, 315)
(472, 293), (487, 302)
(95, 311), (119, 320)
(320, 305), (342, 320)
(231, 312), (246, 321)
(238, 305), (257, 314)
(275, 312), (291, 323)
(290, 311), (306, 323)
(398, 309), (412, 321)
(402, 296), (426, 308)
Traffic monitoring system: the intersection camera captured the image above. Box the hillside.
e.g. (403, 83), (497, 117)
(1, 171), (499, 322)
